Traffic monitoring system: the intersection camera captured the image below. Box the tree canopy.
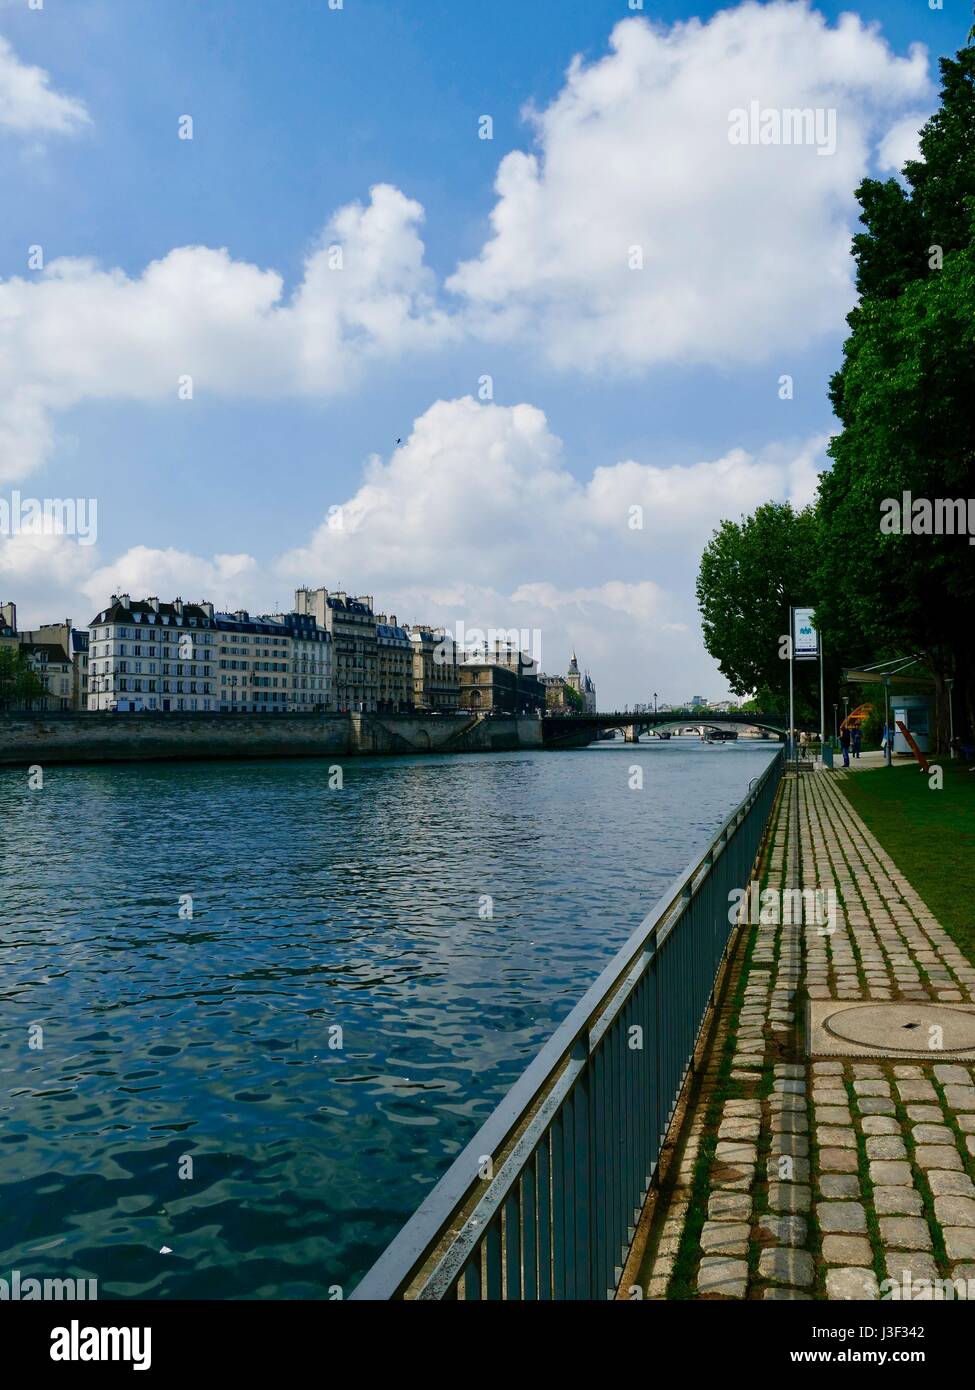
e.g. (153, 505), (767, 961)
(0, 646), (46, 711)
(696, 38), (975, 750)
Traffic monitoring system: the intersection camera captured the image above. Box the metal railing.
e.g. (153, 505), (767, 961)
(351, 746), (785, 1300)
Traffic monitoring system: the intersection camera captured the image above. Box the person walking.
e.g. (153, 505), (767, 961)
(852, 727), (861, 760)
(840, 725), (851, 768)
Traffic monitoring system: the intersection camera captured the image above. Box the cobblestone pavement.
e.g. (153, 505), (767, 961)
(651, 770), (975, 1301)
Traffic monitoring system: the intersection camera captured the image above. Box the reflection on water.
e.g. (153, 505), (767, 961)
(0, 739), (775, 1297)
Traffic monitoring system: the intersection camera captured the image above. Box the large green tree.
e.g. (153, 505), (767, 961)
(696, 502), (830, 721)
(817, 40), (975, 749)
(0, 646), (46, 711)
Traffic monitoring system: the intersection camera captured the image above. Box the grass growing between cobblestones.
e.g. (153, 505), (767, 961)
(837, 763), (975, 961)
(929, 1074), (975, 1199)
(847, 1076), (892, 1290)
(892, 1089), (950, 1277)
(806, 1088), (827, 1299)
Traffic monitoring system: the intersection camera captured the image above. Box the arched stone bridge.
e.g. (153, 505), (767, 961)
(541, 711), (788, 749)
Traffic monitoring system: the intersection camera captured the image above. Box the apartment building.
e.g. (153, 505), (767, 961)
(407, 625), (460, 711)
(375, 615), (413, 712)
(278, 610), (332, 712)
(294, 587), (378, 712)
(17, 618), (89, 709)
(21, 642), (73, 710)
(214, 611), (293, 713)
(87, 595), (217, 711)
(70, 630), (89, 709)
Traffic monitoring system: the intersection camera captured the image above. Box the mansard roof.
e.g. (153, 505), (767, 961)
(89, 597), (213, 627)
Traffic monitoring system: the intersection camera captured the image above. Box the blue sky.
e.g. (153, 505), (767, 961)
(1, 0), (970, 701)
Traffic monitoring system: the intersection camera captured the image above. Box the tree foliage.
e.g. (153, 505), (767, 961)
(0, 646), (46, 711)
(696, 40), (975, 751)
(696, 502), (825, 718)
(818, 43), (975, 744)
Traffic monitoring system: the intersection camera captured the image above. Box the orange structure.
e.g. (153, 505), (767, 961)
(840, 702), (874, 731)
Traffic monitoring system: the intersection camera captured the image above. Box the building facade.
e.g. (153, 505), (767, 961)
(70, 630), (89, 709)
(87, 595), (218, 712)
(214, 611), (293, 713)
(16, 618), (89, 710)
(374, 615), (413, 713)
(540, 673), (571, 711)
(459, 655), (544, 715)
(215, 610), (332, 713)
(0, 602), (17, 645)
(540, 654), (597, 713)
(407, 625), (460, 711)
(295, 587), (378, 712)
(278, 611), (332, 712)
(21, 642), (73, 710)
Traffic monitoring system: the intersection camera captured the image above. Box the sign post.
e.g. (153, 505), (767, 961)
(788, 606), (795, 760)
(793, 606), (822, 761)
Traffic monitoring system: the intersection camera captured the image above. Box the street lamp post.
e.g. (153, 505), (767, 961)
(946, 677), (955, 758)
(653, 691), (657, 713)
(883, 678), (892, 766)
(833, 703), (838, 743)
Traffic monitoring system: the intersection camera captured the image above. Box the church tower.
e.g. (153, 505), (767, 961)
(566, 651), (582, 696)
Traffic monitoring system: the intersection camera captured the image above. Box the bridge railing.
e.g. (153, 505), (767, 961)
(350, 745), (785, 1301)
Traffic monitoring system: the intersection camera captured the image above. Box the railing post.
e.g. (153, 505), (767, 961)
(571, 1036), (592, 1300)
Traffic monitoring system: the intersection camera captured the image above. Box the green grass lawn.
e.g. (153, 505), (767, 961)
(838, 761), (975, 964)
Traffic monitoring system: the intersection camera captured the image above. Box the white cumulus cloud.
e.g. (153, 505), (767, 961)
(0, 33), (89, 135)
(274, 397), (828, 701)
(447, 3), (931, 371)
(0, 184), (455, 481)
(876, 111), (926, 172)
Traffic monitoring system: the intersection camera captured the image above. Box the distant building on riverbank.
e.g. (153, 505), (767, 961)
(87, 595), (218, 712)
(295, 587), (378, 712)
(9, 581), (594, 719)
(375, 615), (413, 713)
(542, 652), (597, 713)
(407, 625), (460, 711)
(0, 604), (88, 711)
(460, 643), (544, 715)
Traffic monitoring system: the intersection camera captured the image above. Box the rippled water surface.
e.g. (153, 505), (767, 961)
(0, 739), (776, 1297)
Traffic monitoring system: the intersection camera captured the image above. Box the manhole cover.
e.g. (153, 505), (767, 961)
(808, 1001), (975, 1060)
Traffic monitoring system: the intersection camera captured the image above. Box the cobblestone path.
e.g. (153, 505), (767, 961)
(645, 770), (975, 1300)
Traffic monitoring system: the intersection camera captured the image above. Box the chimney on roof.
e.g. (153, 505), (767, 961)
(173, 598), (183, 616)
(200, 601), (214, 619)
(120, 593), (131, 608)
(147, 596), (160, 612)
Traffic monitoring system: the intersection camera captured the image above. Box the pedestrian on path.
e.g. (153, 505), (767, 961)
(840, 726), (851, 767)
(852, 727), (861, 759)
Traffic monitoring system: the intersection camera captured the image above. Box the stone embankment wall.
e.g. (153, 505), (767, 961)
(0, 713), (545, 767)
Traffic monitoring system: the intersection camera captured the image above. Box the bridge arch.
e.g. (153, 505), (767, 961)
(541, 711), (788, 748)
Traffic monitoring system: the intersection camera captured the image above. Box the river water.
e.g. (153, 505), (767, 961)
(0, 738), (776, 1298)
